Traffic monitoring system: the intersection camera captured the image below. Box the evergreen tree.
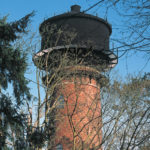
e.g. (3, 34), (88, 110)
(0, 12), (34, 149)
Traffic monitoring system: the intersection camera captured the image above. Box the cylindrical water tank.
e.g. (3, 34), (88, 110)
(40, 5), (112, 52)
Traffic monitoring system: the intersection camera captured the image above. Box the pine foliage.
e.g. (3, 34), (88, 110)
(0, 12), (34, 149)
(0, 12), (34, 104)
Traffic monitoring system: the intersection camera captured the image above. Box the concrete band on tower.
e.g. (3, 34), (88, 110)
(33, 5), (118, 150)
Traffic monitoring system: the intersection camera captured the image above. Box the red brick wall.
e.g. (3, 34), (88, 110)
(54, 76), (102, 150)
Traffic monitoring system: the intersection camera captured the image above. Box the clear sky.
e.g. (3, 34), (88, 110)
(1, 0), (150, 98)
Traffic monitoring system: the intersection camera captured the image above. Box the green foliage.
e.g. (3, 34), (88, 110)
(0, 94), (26, 147)
(0, 12), (34, 104)
(0, 12), (34, 149)
(0, 12), (34, 42)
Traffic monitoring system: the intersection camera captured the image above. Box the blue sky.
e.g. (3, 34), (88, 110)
(1, 0), (150, 98)
(1, 0), (91, 28)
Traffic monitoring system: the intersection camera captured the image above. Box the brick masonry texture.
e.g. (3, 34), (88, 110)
(54, 76), (102, 150)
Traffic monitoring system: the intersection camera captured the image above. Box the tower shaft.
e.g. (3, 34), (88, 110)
(54, 72), (102, 149)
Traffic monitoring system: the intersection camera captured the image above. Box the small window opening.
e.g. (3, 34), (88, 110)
(57, 95), (65, 109)
(56, 143), (63, 150)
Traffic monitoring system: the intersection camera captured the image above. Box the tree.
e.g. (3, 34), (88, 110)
(86, 0), (150, 61)
(31, 23), (150, 150)
(100, 73), (150, 150)
(0, 12), (34, 149)
(111, 0), (150, 57)
(32, 53), (150, 150)
(1, 3), (149, 149)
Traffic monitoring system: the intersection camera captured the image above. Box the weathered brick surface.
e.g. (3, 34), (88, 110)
(54, 76), (102, 150)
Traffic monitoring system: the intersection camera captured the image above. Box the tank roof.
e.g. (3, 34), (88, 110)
(34, 5), (118, 72)
(39, 5), (112, 34)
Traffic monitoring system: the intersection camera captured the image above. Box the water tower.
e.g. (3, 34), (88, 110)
(33, 5), (117, 150)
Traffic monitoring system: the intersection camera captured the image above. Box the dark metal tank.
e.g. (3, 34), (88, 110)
(34, 5), (117, 70)
(40, 5), (111, 52)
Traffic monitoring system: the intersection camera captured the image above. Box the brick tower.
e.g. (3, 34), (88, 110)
(33, 5), (117, 150)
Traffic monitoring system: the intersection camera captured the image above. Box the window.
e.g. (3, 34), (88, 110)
(56, 144), (63, 150)
(56, 95), (65, 109)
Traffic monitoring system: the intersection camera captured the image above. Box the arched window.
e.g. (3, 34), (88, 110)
(56, 144), (63, 150)
(56, 95), (65, 109)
